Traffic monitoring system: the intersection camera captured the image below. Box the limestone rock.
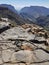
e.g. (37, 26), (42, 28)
(2, 49), (13, 62)
(0, 58), (3, 64)
(11, 50), (35, 63)
(34, 49), (49, 61)
(0, 27), (36, 40)
(35, 37), (45, 41)
(31, 62), (49, 65)
(3, 63), (18, 65)
(21, 42), (37, 50)
(0, 51), (3, 64)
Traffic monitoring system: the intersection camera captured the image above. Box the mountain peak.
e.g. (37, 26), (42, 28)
(20, 6), (49, 18)
(0, 4), (17, 14)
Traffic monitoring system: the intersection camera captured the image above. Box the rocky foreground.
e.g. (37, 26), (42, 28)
(0, 22), (49, 65)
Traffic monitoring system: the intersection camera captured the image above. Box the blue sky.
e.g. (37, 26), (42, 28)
(0, 0), (49, 10)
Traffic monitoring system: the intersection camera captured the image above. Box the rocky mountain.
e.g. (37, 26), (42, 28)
(0, 22), (49, 65)
(20, 6), (49, 31)
(0, 4), (49, 65)
(0, 4), (49, 30)
(0, 4), (17, 14)
(20, 13), (37, 24)
(0, 4), (27, 25)
(36, 15), (49, 31)
(20, 6), (49, 18)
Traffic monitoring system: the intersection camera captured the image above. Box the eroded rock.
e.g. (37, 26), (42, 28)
(2, 49), (13, 62)
(11, 50), (34, 63)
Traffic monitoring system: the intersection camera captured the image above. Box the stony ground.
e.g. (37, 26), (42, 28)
(0, 22), (49, 65)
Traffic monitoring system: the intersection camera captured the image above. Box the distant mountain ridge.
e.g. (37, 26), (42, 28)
(0, 4), (27, 25)
(0, 4), (49, 31)
(20, 6), (49, 18)
(36, 15), (49, 31)
(20, 6), (49, 31)
(0, 4), (17, 14)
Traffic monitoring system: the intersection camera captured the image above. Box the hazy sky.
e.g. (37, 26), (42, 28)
(0, 0), (49, 10)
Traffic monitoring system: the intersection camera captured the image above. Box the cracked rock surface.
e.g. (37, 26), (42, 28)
(0, 23), (49, 65)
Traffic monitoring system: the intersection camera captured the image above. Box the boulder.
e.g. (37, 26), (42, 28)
(11, 50), (36, 63)
(34, 49), (49, 61)
(0, 27), (35, 40)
